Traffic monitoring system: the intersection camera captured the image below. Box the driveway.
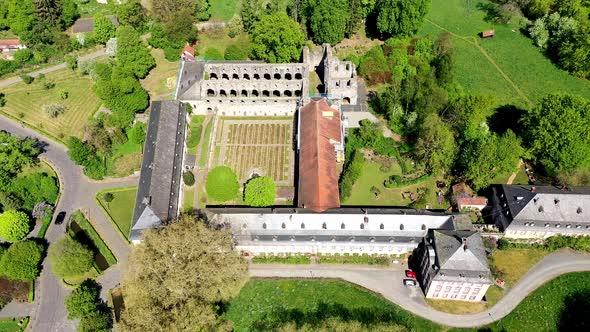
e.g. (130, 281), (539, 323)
(0, 114), (134, 331)
(249, 249), (590, 328)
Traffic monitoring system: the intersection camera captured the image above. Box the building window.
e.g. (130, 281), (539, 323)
(322, 222), (327, 229)
(435, 285), (442, 292)
(445, 286), (452, 292)
(442, 294), (448, 298)
(463, 287), (471, 294)
(451, 294), (458, 299)
(341, 223), (345, 229)
(433, 293), (439, 298)
(380, 223), (384, 230)
(262, 223), (267, 229)
(469, 296), (476, 301)
(360, 223), (364, 230)
(454, 287), (461, 293)
(421, 224), (426, 231)
(474, 288), (481, 294)
(301, 223), (305, 229)
(400, 224), (404, 230)
(281, 223), (286, 229)
(460, 294), (467, 300)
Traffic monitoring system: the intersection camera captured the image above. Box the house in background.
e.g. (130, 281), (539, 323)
(452, 182), (488, 211)
(71, 15), (120, 35)
(414, 230), (492, 302)
(0, 39), (26, 59)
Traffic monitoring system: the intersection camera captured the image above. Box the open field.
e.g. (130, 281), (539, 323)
(209, 0), (242, 21)
(96, 187), (138, 240)
(0, 69), (101, 140)
(0, 317), (29, 332)
(226, 279), (441, 332)
(343, 160), (447, 209)
(106, 140), (143, 177)
(489, 248), (549, 287)
(196, 28), (250, 56)
(213, 119), (294, 184)
(419, 0), (590, 107)
(140, 48), (179, 99)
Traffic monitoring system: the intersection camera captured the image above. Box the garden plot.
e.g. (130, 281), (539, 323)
(214, 119), (294, 185)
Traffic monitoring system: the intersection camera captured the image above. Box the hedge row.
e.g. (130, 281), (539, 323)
(384, 173), (432, 189)
(70, 212), (117, 266)
(339, 150), (365, 201)
(317, 253), (390, 266)
(251, 254), (311, 264)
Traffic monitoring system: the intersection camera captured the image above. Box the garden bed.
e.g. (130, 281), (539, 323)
(316, 253), (391, 266)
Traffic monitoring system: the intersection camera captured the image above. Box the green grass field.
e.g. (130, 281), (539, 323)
(182, 185), (195, 213)
(343, 160), (447, 209)
(186, 115), (206, 154)
(96, 187), (138, 240)
(226, 279), (442, 332)
(106, 140), (142, 177)
(196, 28), (250, 56)
(198, 118), (215, 167)
(140, 48), (180, 99)
(0, 317), (29, 332)
(419, 0), (590, 107)
(0, 68), (101, 140)
(209, 0), (242, 21)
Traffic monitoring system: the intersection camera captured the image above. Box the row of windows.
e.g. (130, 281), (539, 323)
(205, 89), (302, 98)
(259, 222), (428, 230)
(432, 293), (478, 300)
(208, 72), (304, 80)
(435, 285), (482, 294)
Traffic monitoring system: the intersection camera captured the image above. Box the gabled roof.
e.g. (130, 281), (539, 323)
(297, 98), (342, 212)
(433, 230), (488, 272)
(0, 39), (22, 47)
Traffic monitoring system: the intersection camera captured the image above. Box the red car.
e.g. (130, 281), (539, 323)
(405, 270), (417, 279)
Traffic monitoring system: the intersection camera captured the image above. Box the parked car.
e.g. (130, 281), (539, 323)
(405, 270), (417, 279)
(55, 211), (66, 225)
(403, 279), (417, 287)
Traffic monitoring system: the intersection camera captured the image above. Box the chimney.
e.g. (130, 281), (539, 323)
(531, 186), (536, 192)
(462, 238), (468, 251)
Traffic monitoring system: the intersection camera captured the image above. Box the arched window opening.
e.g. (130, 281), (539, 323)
(209, 73), (218, 80)
(254, 73), (260, 79)
(341, 223), (345, 229)
(380, 223), (384, 230)
(285, 73), (292, 80)
(252, 90), (259, 97)
(421, 224), (426, 231)
(230, 90), (237, 97)
(219, 90), (227, 97)
(206, 89), (215, 97)
(263, 90), (270, 97)
(360, 223), (364, 230)
(284, 90), (292, 97)
(222, 73), (229, 80)
(322, 222), (327, 229)
(232, 73), (239, 79)
(264, 73), (271, 80)
(295, 73), (303, 80)
(294, 90), (302, 97)
(273, 90), (281, 97)
(243, 73), (250, 80)
(301, 223), (305, 229)
(400, 224), (404, 230)
(281, 222), (286, 229)
(274, 73), (281, 79)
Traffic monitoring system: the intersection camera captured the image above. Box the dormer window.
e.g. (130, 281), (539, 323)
(380, 223), (384, 230)
(421, 224), (426, 231)
(400, 224), (404, 230)
(341, 223), (345, 229)
(322, 222), (327, 229)
(577, 207), (583, 214)
(262, 223), (267, 229)
(555, 198), (560, 205)
(301, 223), (305, 229)
(360, 223), (365, 230)
(281, 222), (286, 229)
(538, 206), (544, 213)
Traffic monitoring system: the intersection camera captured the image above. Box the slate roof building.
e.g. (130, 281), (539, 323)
(490, 185), (590, 239)
(130, 101), (187, 243)
(71, 15), (120, 34)
(297, 98), (344, 212)
(415, 230), (492, 302)
(207, 207), (473, 256)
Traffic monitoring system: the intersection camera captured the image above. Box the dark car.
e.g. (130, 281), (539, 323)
(405, 270), (417, 279)
(55, 211), (66, 225)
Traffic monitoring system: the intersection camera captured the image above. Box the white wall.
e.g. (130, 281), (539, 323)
(425, 280), (491, 302)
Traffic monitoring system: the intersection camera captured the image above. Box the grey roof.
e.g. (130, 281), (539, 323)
(175, 61), (204, 100)
(130, 101), (186, 241)
(430, 230), (491, 283)
(72, 15), (120, 34)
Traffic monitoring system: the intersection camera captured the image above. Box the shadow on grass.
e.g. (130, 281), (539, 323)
(559, 290), (590, 330)
(249, 301), (412, 331)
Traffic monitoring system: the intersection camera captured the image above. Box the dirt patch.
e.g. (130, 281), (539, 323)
(0, 277), (29, 305)
(109, 152), (142, 177)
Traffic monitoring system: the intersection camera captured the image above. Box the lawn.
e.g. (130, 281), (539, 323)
(196, 28), (250, 56)
(140, 48), (180, 99)
(182, 185), (195, 213)
(343, 160), (448, 209)
(186, 115), (206, 154)
(198, 118), (215, 167)
(419, 0), (590, 108)
(225, 279), (442, 332)
(209, 0), (242, 21)
(106, 139), (143, 177)
(0, 68), (101, 141)
(453, 272), (590, 332)
(96, 187), (138, 240)
(489, 248), (549, 287)
(0, 317), (29, 332)
(77, 0), (113, 17)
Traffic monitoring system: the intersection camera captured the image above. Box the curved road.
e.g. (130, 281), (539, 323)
(0, 114), (135, 331)
(250, 249), (590, 328)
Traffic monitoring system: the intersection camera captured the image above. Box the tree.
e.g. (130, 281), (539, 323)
(224, 44), (249, 60)
(523, 93), (590, 176)
(79, 309), (111, 332)
(48, 236), (94, 279)
(60, 0), (78, 28)
(115, 26), (155, 79)
(0, 240), (44, 281)
(227, 14), (243, 38)
(241, 0), (269, 32)
(102, 192), (114, 209)
(375, 0), (431, 37)
(0, 210), (30, 242)
(250, 12), (305, 63)
(206, 166), (240, 202)
(93, 13), (116, 44)
(183, 171), (195, 186)
(43, 103), (66, 118)
(9, 172), (59, 211)
(415, 114), (456, 175)
(65, 281), (100, 319)
(64, 54), (77, 70)
(115, 0), (146, 29)
(309, 0), (350, 45)
(119, 215), (248, 331)
(0, 193), (23, 211)
(20, 74), (34, 84)
(150, 0), (197, 42)
(128, 122), (146, 145)
(559, 24), (590, 79)
(0, 92), (6, 107)
(66, 137), (93, 166)
(3, 0), (36, 37)
(0, 132), (39, 189)
(33, 0), (62, 28)
(244, 176), (276, 207)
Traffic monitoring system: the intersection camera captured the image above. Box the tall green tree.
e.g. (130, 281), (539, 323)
(119, 215), (248, 331)
(150, 0), (201, 41)
(523, 93), (590, 176)
(48, 236), (94, 279)
(244, 176), (276, 207)
(241, 0), (270, 32)
(309, 0), (350, 45)
(93, 13), (117, 44)
(33, 0), (62, 28)
(128, 122), (146, 145)
(60, 0), (78, 28)
(0, 132), (39, 190)
(116, 0), (146, 29)
(0, 210), (30, 242)
(250, 12), (305, 63)
(375, 0), (431, 37)
(0, 240), (44, 281)
(116, 26), (155, 79)
(65, 281), (100, 319)
(415, 114), (456, 175)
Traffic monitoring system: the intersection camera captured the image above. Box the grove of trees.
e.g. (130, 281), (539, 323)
(65, 280), (112, 332)
(119, 215), (248, 331)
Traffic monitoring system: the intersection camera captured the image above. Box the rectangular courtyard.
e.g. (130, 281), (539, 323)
(213, 118), (294, 186)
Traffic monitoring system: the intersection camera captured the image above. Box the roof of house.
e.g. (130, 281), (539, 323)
(297, 98), (342, 212)
(181, 44), (196, 62)
(431, 230), (492, 283)
(0, 39), (22, 47)
(130, 101), (186, 241)
(456, 197), (488, 207)
(72, 15), (120, 34)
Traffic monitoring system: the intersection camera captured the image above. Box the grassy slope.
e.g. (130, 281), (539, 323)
(140, 48), (180, 99)
(209, 0), (242, 21)
(490, 248), (549, 286)
(419, 0), (590, 107)
(0, 69), (101, 140)
(96, 187), (138, 240)
(226, 279), (442, 332)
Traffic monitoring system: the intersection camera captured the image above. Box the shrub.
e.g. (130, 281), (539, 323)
(183, 171), (195, 186)
(48, 236), (94, 279)
(65, 281), (100, 319)
(384, 173), (432, 188)
(9, 172), (59, 211)
(0, 93), (5, 107)
(42, 81), (56, 89)
(43, 103), (66, 118)
(317, 253), (390, 265)
(20, 74), (34, 84)
(60, 90), (69, 99)
(251, 253), (311, 264)
(64, 54), (78, 70)
(0, 240), (44, 281)
(339, 150), (365, 200)
(244, 176), (276, 207)
(13, 49), (34, 65)
(0, 210), (30, 242)
(206, 166), (240, 202)
(79, 309), (111, 332)
(0, 59), (19, 76)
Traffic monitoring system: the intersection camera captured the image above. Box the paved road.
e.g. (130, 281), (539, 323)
(250, 249), (590, 328)
(0, 49), (105, 88)
(0, 114), (134, 331)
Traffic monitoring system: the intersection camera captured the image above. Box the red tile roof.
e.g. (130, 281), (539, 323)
(181, 44), (195, 61)
(298, 98), (342, 212)
(0, 39), (22, 47)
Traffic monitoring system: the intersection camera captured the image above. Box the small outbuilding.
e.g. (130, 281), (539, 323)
(481, 30), (495, 38)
